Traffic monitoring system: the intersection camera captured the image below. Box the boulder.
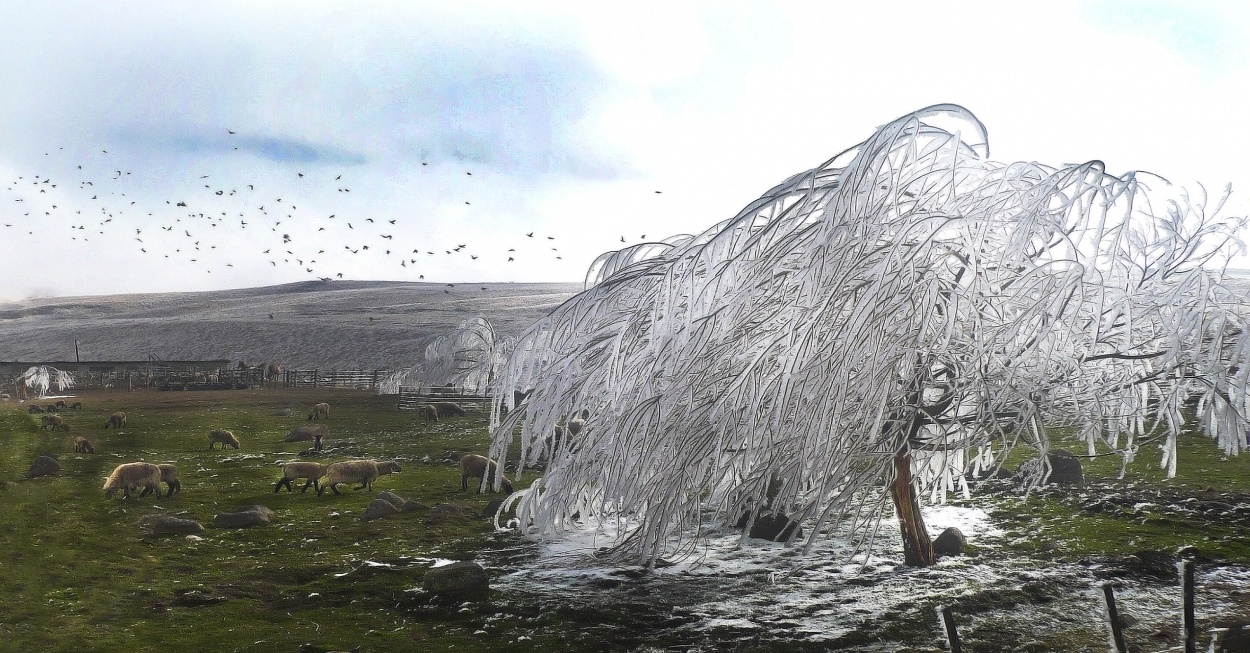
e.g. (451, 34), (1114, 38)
(374, 492), (422, 513)
(151, 516), (205, 535)
(1018, 449), (1084, 485)
(424, 561), (489, 597)
(738, 511), (803, 542)
(1220, 623), (1250, 652)
(213, 505), (275, 528)
(427, 503), (470, 522)
(933, 527), (967, 557)
(276, 408), (293, 417)
(27, 455), (61, 478)
(361, 498), (400, 522)
(482, 498), (507, 518)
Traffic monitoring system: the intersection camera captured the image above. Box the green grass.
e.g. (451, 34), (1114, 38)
(0, 388), (516, 652)
(981, 429), (1250, 560)
(5, 392), (1250, 652)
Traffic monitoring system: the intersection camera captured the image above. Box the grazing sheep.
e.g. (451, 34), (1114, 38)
(274, 461), (326, 493)
(40, 414), (67, 430)
(103, 462), (162, 499)
(459, 454), (514, 494)
(433, 401), (466, 418)
(158, 463), (181, 497)
(70, 401), (82, 410)
(104, 411), (127, 429)
(73, 436), (95, 454)
(317, 460), (401, 496)
(423, 404), (439, 422)
(54, 400), (67, 409)
(44, 404), (58, 413)
(285, 424), (328, 442)
(28, 405), (44, 414)
(308, 403), (330, 420)
(208, 429), (240, 450)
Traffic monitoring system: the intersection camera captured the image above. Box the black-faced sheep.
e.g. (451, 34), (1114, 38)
(273, 461), (326, 493)
(433, 401), (466, 419)
(104, 411), (127, 429)
(308, 402), (330, 420)
(317, 460), (401, 496)
(73, 436), (95, 454)
(158, 463), (181, 497)
(423, 404), (439, 422)
(285, 424), (328, 452)
(103, 462), (162, 499)
(459, 454), (513, 494)
(209, 429), (240, 450)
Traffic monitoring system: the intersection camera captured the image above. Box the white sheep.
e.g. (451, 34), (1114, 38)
(317, 459), (401, 496)
(103, 462), (162, 499)
(158, 463), (181, 497)
(308, 402), (330, 420)
(423, 404), (439, 422)
(104, 411), (127, 429)
(432, 401), (466, 418)
(459, 454), (513, 494)
(209, 429), (240, 450)
(274, 461), (326, 494)
(41, 414), (68, 430)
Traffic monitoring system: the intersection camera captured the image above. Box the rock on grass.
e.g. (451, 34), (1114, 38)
(423, 561), (489, 598)
(213, 505), (275, 528)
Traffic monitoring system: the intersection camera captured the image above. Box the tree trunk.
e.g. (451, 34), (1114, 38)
(891, 449), (935, 567)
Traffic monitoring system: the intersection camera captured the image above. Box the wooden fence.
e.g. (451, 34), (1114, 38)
(938, 559), (1229, 652)
(395, 385), (491, 411)
(72, 367), (267, 391)
(282, 369), (391, 390)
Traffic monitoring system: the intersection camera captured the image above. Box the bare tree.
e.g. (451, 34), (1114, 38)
(488, 104), (1250, 567)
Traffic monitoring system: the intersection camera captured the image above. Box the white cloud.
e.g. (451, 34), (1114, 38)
(2, 1), (1249, 299)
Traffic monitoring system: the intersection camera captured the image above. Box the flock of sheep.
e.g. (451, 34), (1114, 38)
(38, 398), (517, 502)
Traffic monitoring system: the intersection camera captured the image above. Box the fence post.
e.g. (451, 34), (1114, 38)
(936, 605), (961, 653)
(1181, 559), (1196, 653)
(1102, 584), (1128, 653)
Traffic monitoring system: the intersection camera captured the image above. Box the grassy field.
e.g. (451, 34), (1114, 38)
(5, 389), (1250, 652)
(0, 387), (529, 653)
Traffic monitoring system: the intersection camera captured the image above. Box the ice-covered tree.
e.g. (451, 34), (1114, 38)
(380, 317), (515, 395)
(488, 104), (1250, 567)
(18, 365), (75, 399)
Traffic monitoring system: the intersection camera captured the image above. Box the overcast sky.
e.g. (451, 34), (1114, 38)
(2, 1), (1248, 299)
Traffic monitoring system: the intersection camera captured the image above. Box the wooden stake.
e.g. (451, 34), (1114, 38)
(1102, 584), (1128, 653)
(1181, 559), (1196, 653)
(936, 604), (961, 653)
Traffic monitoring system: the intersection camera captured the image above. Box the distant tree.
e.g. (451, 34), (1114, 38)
(18, 365), (74, 399)
(488, 104), (1250, 567)
(380, 318), (515, 395)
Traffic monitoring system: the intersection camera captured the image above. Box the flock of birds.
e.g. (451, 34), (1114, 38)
(2, 132), (667, 286)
